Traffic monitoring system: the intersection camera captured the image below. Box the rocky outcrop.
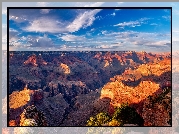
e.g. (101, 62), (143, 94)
(20, 105), (47, 126)
(44, 80), (90, 100)
(24, 54), (47, 67)
(24, 54), (38, 66)
(9, 88), (34, 126)
(60, 63), (71, 74)
(100, 80), (161, 107)
(100, 58), (171, 126)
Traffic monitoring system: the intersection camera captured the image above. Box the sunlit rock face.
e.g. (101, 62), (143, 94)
(9, 87), (34, 126)
(100, 57), (171, 126)
(101, 80), (160, 107)
(101, 58), (171, 107)
(24, 54), (38, 66)
(23, 54), (48, 67)
(60, 63), (71, 74)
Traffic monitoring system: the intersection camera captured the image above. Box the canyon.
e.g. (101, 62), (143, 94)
(8, 51), (171, 126)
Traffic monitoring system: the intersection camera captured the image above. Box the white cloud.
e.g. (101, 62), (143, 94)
(67, 9), (101, 32)
(9, 15), (28, 23)
(40, 9), (52, 14)
(164, 9), (170, 13)
(150, 23), (158, 26)
(74, 2), (105, 7)
(9, 28), (19, 38)
(9, 41), (22, 47)
(60, 34), (86, 41)
(146, 40), (170, 46)
(90, 28), (95, 32)
(20, 36), (27, 41)
(117, 2), (124, 5)
(23, 17), (66, 33)
(162, 15), (171, 21)
(101, 30), (107, 35)
(95, 30), (171, 51)
(84, 2), (105, 7)
(23, 9), (101, 33)
(27, 34), (54, 47)
(114, 18), (149, 27)
(36, 2), (48, 7)
(111, 12), (116, 16)
(98, 45), (110, 49)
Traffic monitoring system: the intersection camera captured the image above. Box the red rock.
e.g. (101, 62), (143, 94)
(33, 89), (44, 101)
(24, 54), (37, 66)
(108, 104), (115, 116)
(9, 120), (16, 126)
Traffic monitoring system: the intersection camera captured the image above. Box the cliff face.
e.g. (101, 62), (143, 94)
(23, 54), (47, 66)
(9, 88), (34, 126)
(101, 80), (161, 107)
(100, 58), (171, 126)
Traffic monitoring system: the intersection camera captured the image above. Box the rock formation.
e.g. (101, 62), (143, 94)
(100, 58), (171, 126)
(8, 51), (171, 126)
(20, 105), (47, 126)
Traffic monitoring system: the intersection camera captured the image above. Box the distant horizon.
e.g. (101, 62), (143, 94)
(5, 50), (171, 55)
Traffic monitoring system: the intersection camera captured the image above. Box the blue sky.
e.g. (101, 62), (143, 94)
(2, 2), (179, 52)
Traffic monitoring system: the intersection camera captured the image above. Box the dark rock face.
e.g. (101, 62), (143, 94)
(9, 77), (26, 94)
(35, 94), (69, 126)
(20, 105), (48, 126)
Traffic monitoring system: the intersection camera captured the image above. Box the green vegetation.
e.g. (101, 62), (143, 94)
(86, 102), (144, 126)
(108, 119), (122, 126)
(86, 112), (110, 126)
(22, 119), (38, 126)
